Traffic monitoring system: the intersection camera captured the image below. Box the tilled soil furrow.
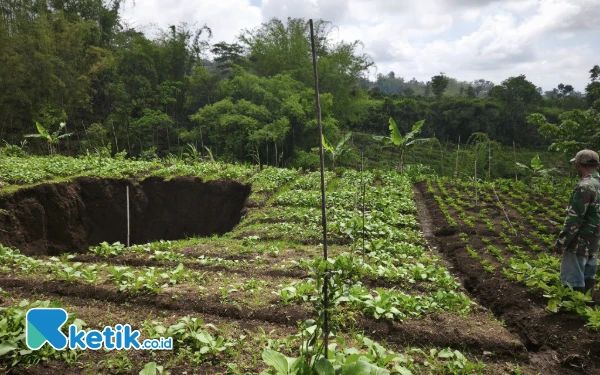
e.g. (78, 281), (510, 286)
(68, 254), (307, 279)
(0, 277), (310, 326)
(1, 275), (528, 362)
(415, 181), (600, 375)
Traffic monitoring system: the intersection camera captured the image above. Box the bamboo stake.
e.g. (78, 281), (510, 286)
(488, 140), (491, 180)
(492, 186), (516, 234)
(513, 141), (518, 182)
(361, 151), (366, 264)
(309, 19), (329, 356)
(474, 150), (478, 207)
(454, 136), (460, 179)
(440, 142), (444, 176)
(126, 186), (130, 249)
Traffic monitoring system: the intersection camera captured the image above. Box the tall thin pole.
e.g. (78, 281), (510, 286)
(361, 151), (365, 264)
(513, 141), (518, 182)
(488, 140), (491, 181)
(454, 135), (461, 179)
(126, 186), (130, 248)
(474, 145), (478, 207)
(309, 19), (329, 356)
(440, 142), (445, 177)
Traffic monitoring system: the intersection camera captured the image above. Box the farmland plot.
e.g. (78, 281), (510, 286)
(0, 157), (539, 374)
(416, 177), (600, 374)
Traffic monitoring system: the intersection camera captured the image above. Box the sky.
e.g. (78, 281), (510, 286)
(121, 0), (600, 92)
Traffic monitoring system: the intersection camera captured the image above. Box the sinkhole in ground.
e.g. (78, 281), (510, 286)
(0, 177), (251, 255)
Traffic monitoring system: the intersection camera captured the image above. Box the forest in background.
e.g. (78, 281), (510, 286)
(1, 0), (599, 174)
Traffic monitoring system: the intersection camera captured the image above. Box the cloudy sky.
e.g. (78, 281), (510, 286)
(121, 0), (600, 92)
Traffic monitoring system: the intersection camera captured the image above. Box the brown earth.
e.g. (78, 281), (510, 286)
(414, 181), (600, 375)
(0, 277), (310, 326)
(0, 176), (250, 256)
(0, 275), (526, 369)
(0, 175), (563, 374)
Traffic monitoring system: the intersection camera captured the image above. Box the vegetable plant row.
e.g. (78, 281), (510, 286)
(0, 156), (526, 374)
(426, 176), (600, 330)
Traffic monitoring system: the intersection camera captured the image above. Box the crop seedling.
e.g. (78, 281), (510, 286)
(466, 246), (479, 259)
(90, 242), (126, 257)
(100, 352), (133, 374)
(480, 260), (494, 273)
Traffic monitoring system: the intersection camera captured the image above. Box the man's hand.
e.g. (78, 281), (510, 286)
(553, 244), (563, 255)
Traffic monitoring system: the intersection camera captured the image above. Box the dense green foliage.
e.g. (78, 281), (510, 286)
(0, 155), (499, 373)
(0, 1), (598, 169)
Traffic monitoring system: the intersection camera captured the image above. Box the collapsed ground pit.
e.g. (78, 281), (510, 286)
(0, 177), (251, 255)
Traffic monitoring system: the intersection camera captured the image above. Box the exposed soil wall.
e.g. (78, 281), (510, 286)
(0, 177), (251, 255)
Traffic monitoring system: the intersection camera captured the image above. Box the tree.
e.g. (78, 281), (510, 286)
(190, 69), (333, 162)
(211, 42), (246, 77)
(431, 73), (449, 99)
(424, 81), (431, 97)
(130, 110), (174, 151)
(373, 118), (430, 172)
(185, 65), (221, 113)
(586, 65), (600, 106)
(472, 79), (494, 97)
(590, 65), (600, 82)
(239, 17), (372, 126)
(556, 83), (574, 98)
(491, 75), (541, 105)
(490, 75), (542, 144)
(466, 85), (476, 98)
(249, 117), (290, 167)
(528, 110), (600, 155)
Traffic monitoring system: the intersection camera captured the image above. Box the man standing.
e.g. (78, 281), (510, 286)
(555, 149), (600, 296)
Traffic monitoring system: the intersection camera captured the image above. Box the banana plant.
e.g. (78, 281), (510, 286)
(24, 122), (72, 155)
(515, 154), (556, 177)
(373, 118), (429, 172)
(315, 132), (352, 169)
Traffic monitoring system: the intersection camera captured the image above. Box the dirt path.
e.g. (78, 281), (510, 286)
(412, 186), (435, 239)
(413, 185), (460, 277)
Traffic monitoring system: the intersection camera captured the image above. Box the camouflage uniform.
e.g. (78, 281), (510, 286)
(555, 172), (600, 256)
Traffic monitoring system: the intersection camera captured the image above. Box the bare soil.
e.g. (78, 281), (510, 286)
(0, 176), (250, 255)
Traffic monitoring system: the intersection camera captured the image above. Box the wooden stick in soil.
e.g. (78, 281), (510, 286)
(474, 145), (478, 207)
(126, 185), (130, 249)
(513, 141), (518, 182)
(441, 142), (445, 176)
(309, 18), (329, 356)
(488, 140), (491, 180)
(362, 151), (366, 264)
(492, 186), (516, 234)
(454, 135), (460, 179)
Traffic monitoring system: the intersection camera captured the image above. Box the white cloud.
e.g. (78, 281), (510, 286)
(260, 0), (351, 23)
(120, 0), (600, 91)
(345, 0), (599, 90)
(120, 0), (261, 43)
(261, 0), (318, 21)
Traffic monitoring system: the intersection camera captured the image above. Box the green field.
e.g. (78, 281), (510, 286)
(0, 154), (596, 375)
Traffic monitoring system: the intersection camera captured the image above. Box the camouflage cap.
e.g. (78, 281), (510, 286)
(571, 149), (600, 165)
